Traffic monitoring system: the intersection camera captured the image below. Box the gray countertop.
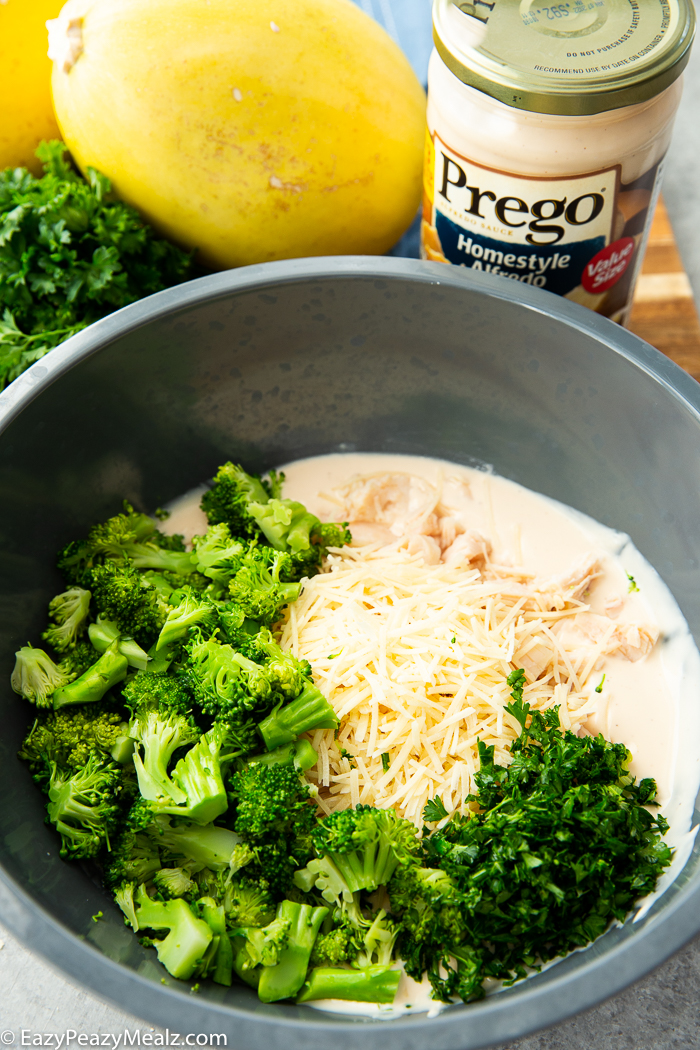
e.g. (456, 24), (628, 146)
(2, 29), (699, 1050)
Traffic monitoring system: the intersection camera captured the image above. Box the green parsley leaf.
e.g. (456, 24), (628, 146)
(423, 797), (449, 823)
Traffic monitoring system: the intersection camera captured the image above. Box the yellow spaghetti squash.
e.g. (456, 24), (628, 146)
(50, 0), (426, 267)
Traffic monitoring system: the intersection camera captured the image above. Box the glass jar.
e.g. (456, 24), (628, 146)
(422, 0), (695, 324)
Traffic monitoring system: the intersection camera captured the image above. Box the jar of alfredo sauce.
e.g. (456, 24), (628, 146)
(423, 0), (695, 324)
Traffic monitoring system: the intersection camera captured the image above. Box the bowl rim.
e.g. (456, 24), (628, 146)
(2, 255), (700, 1047)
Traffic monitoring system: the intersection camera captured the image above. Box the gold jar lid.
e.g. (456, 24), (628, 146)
(433, 0), (696, 114)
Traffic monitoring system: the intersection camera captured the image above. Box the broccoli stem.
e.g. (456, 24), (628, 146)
(53, 641), (128, 709)
(246, 738), (317, 773)
(110, 728), (135, 765)
(200, 898), (234, 986)
(88, 619), (149, 670)
(259, 682), (338, 751)
(127, 547), (195, 575)
(257, 901), (328, 1003)
(134, 885), (212, 980)
(149, 821), (242, 871)
(146, 642), (174, 675)
(297, 965), (401, 1004)
(331, 841), (400, 895)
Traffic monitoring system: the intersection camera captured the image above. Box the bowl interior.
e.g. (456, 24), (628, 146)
(1, 261), (699, 1047)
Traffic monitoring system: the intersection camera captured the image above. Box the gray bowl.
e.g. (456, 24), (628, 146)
(1, 257), (699, 1049)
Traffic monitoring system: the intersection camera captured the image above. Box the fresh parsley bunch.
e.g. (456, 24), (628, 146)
(394, 669), (673, 1003)
(0, 141), (195, 390)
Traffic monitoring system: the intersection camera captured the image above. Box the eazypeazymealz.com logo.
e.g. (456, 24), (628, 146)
(1, 1032), (227, 1048)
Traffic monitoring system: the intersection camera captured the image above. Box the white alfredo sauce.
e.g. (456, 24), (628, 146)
(164, 452), (700, 1018)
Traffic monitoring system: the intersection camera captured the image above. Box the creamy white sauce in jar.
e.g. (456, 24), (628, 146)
(422, 0), (696, 325)
(164, 451), (700, 1017)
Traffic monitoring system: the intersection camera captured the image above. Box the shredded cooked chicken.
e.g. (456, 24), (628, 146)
(279, 471), (659, 826)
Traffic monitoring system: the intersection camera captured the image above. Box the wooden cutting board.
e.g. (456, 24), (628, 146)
(628, 196), (700, 381)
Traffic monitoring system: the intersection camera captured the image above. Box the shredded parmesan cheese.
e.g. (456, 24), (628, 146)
(278, 544), (609, 826)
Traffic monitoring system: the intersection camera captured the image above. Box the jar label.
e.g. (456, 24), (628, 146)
(422, 130), (663, 323)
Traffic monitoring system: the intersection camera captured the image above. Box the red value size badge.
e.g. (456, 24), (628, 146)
(582, 237), (636, 295)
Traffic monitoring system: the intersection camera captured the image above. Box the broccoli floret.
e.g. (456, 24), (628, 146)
(232, 912), (291, 987)
(81, 504), (195, 577)
(153, 867), (197, 900)
(131, 883), (213, 979)
(247, 499), (320, 556)
(129, 709), (200, 804)
(105, 799), (163, 889)
(307, 805), (420, 898)
(201, 463), (273, 539)
(53, 640), (129, 709)
(310, 926), (353, 967)
(11, 645), (72, 707)
(246, 628), (311, 700)
(42, 587), (91, 653)
(227, 546), (301, 625)
(146, 818), (241, 872)
(88, 617), (150, 670)
(354, 908), (400, 968)
(229, 761), (316, 895)
(294, 807), (414, 977)
(246, 500), (350, 582)
(56, 503), (155, 584)
(224, 876), (276, 928)
(297, 965), (400, 1005)
(191, 524), (245, 586)
(146, 724), (230, 825)
(258, 681), (339, 751)
(46, 752), (123, 859)
(255, 900), (328, 1002)
(87, 503), (158, 551)
(184, 635), (276, 721)
(114, 881), (139, 931)
(155, 589), (219, 651)
(121, 671), (194, 718)
(294, 806), (419, 968)
(313, 522), (352, 551)
(90, 560), (170, 648)
(19, 707), (130, 778)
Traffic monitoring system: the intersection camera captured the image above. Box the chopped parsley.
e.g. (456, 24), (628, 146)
(399, 668), (672, 1003)
(627, 573), (639, 593)
(340, 748), (356, 768)
(381, 752), (391, 773)
(0, 142), (195, 390)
